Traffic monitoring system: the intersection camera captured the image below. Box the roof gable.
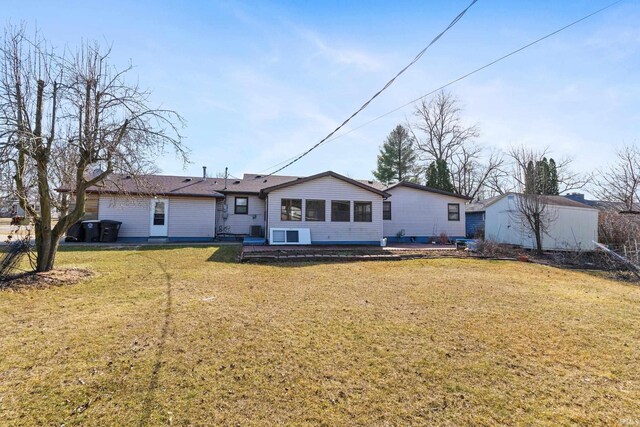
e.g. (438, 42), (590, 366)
(258, 171), (390, 198)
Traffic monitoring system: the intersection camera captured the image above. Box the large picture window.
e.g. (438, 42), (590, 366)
(448, 203), (460, 221)
(331, 200), (350, 222)
(305, 199), (325, 221)
(383, 201), (391, 220)
(234, 197), (248, 214)
(354, 201), (372, 222)
(281, 199), (302, 221)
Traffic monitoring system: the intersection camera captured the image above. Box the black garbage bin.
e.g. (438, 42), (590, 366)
(99, 220), (122, 243)
(65, 221), (85, 242)
(82, 220), (101, 242)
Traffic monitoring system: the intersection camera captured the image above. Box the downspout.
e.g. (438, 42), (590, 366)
(264, 193), (269, 243)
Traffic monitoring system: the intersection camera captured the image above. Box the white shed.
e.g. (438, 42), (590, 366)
(469, 193), (599, 251)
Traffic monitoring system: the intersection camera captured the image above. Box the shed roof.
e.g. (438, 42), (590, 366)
(467, 193), (599, 212)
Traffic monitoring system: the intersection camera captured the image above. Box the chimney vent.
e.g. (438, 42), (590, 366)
(202, 166), (207, 179)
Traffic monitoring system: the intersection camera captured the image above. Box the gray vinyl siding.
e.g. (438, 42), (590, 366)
(167, 198), (216, 238)
(267, 176), (383, 243)
(216, 194), (265, 235)
(98, 195), (150, 238)
(383, 186), (466, 238)
(99, 195), (217, 238)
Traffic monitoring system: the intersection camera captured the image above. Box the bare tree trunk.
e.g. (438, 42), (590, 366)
(534, 219), (543, 255)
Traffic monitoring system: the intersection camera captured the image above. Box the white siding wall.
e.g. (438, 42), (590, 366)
(484, 196), (598, 251)
(167, 198), (216, 238)
(383, 186), (466, 238)
(267, 176), (383, 243)
(215, 194), (265, 235)
(98, 195), (149, 238)
(99, 195), (217, 239)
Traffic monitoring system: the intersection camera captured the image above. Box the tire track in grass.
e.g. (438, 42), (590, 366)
(132, 250), (173, 427)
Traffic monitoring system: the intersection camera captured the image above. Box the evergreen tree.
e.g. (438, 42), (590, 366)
(536, 158), (550, 194)
(548, 158), (559, 195)
(524, 157), (559, 195)
(525, 161), (537, 194)
(372, 125), (419, 185)
(425, 159), (455, 192)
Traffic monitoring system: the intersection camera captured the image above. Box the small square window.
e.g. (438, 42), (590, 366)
(281, 199), (302, 221)
(234, 197), (248, 214)
(331, 201), (350, 222)
(305, 200), (325, 221)
(448, 203), (460, 221)
(354, 201), (372, 222)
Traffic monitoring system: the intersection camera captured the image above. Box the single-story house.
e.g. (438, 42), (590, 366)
(60, 170), (470, 245)
(466, 193), (599, 251)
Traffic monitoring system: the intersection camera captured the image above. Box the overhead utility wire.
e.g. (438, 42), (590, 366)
(261, 0), (622, 175)
(263, 0), (478, 176)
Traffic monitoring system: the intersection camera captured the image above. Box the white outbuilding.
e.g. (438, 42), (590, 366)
(467, 193), (599, 251)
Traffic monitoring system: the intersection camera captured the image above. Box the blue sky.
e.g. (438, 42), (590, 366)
(5, 0), (639, 181)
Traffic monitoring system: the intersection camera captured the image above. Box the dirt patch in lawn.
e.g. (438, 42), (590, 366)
(0, 268), (94, 290)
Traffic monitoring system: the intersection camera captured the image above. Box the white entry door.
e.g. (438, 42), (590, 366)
(150, 199), (169, 236)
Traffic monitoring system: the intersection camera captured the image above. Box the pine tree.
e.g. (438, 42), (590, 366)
(525, 161), (536, 194)
(524, 157), (559, 195)
(372, 125), (419, 185)
(548, 158), (559, 195)
(536, 158), (550, 194)
(425, 159), (455, 192)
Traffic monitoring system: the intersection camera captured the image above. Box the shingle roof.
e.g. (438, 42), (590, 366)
(467, 193), (599, 212)
(58, 173), (304, 197)
(60, 174), (227, 198)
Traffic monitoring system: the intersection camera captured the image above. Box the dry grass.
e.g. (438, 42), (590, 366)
(0, 246), (639, 426)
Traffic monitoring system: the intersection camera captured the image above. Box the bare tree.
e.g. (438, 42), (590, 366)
(410, 91), (503, 198)
(449, 145), (506, 200)
(0, 25), (186, 272)
(593, 145), (640, 212)
(509, 146), (559, 254)
(411, 91), (479, 161)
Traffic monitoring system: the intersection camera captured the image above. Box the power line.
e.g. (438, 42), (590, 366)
(261, 0), (623, 175)
(264, 0), (478, 176)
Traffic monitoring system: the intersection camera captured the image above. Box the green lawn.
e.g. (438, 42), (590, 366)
(1, 246), (639, 426)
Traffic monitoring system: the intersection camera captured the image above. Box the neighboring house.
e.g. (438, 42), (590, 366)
(564, 193), (626, 211)
(467, 193), (599, 251)
(381, 181), (470, 242)
(58, 170), (470, 245)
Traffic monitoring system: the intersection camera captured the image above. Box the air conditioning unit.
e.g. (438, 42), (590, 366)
(250, 225), (264, 237)
(269, 228), (311, 245)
